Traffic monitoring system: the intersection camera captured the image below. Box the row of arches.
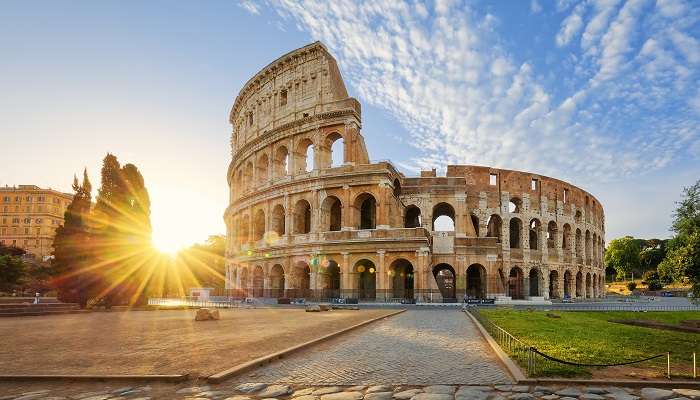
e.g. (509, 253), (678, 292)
(234, 132), (346, 194)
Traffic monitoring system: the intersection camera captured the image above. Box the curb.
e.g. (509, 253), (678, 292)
(207, 309), (407, 384)
(464, 309), (524, 383)
(0, 374), (188, 382)
(520, 378), (700, 388)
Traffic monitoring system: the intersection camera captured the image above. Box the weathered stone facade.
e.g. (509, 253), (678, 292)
(223, 42), (605, 302)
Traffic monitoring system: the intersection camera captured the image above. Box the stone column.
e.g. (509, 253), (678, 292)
(341, 252), (351, 295)
(376, 250), (386, 300)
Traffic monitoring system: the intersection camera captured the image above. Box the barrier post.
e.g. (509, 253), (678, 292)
(694, 352), (696, 379)
(667, 352), (671, 379)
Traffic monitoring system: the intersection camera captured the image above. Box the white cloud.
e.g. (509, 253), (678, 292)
(239, 0), (260, 15)
(253, 0), (699, 188)
(530, 0), (543, 14)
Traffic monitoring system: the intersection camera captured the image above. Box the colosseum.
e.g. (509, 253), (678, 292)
(224, 42), (606, 303)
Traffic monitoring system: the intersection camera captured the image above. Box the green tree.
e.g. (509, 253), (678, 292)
(0, 255), (27, 292)
(658, 180), (700, 298)
(52, 170), (95, 307)
(604, 236), (641, 279)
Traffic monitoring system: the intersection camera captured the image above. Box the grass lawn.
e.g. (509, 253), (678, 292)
(478, 308), (700, 378)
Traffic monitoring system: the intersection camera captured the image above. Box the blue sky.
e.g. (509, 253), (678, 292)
(1, 0), (699, 251)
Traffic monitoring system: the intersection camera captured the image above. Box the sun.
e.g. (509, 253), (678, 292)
(152, 231), (187, 255)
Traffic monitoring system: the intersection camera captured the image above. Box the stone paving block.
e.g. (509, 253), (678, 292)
(672, 390), (700, 399)
(293, 389), (315, 397)
(424, 386), (455, 394)
(640, 389), (675, 400)
(556, 388), (582, 398)
(394, 390), (423, 400)
(235, 383), (267, 394)
(365, 392), (394, 400)
(177, 386), (211, 395)
(313, 387), (344, 396)
(508, 394), (534, 400)
(455, 388), (489, 400)
(581, 394), (607, 400)
(367, 386), (393, 394)
(320, 391), (364, 400)
(292, 395), (319, 400)
(410, 393), (453, 400)
(258, 385), (293, 398)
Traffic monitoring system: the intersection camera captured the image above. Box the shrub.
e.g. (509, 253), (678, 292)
(642, 270), (660, 284)
(626, 282), (637, 292)
(647, 280), (664, 291)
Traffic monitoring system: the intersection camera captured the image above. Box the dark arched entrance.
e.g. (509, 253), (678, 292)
(390, 259), (414, 299)
(529, 268), (540, 297)
(466, 264), (486, 299)
(433, 264), (456, 301)
(508, 267), (524, 299)
(355, 259), (376, 300)
(326, 260), (341, 299)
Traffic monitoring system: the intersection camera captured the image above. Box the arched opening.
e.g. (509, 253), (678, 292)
(529, 219), (541, 250)
(509, 218), (522, 248)
(256, 153), (269, 186)
(576, 271), (583, 298)
(547, 221), (558, 249)
(562, 224), (572, 250)
(592, 274), (598, 298)
(291, 261), (311, 298)
(564, 270), (572, 298)
(270, 264), (285, 298)
(466, 264), (486, 299)
(244, 161), (254, 190)
(575, 229), (583, 258)
(296, 138), (314, 173)
(327, 132), (344, 167)
(271, 205), (285, 236)
(252, 266), (264, 297)
(509, 197), (522, 213)
(326, 260), (341, 298)
(354, 259), (376, 300)
(432, 203), (455, 232)
(486, 214), (502, 242)
(575, 210), (582, 224)
(433, 264), (456, 300)
(355, 193), (376, 229)
(470, 214), (480, 237)
(253, 209), (265, 241)
(404, 205), (422, 228)
(274, 146), (289, 177)
(585, 230), (592, 264)
(508, 267), (524, 299)
(239, 267), (249, 294)
(393, 179), (402, 197)
(322, 196), (342, 231)
(293, 199), (311, 234)
(529, 268), (540, 297)
(586, 272), (592, 298)
(389, 259), (414, 299)
(549, 270), (560, 299)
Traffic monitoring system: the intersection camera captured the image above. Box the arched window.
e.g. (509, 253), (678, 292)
(509, 197), (522, 213)
(529, 268), (540, 297)
(256, 153), (269, 186)
(547, 221), (557, 249)
(575, 228), (583, 257)
(296, 138), (314, 173)
(244, 162), (254, 190)
(326, 132), (343, 168)
(562, 224), (572, 249)
(294, 199), (312, 234)
(322, 196), (342, 231)
(404, 206), (422, 228)
(271, 205), (285, 236)
(509, 218), (522, 248)
(274, 146), (289, 177)
(470, 214), (480, 237)
(393, 179), (402, 197)
(355, 259), (376, 299)
(508, 267), (524, 299)
(239, 215), (250, 244)
(270, 264), (285, 298)
(253, 209), (265, 241)
(486, 214), (503, 242)
(432, 202), (455, 232)
(529, 219), (541, 250)
(355, 193), (376, 229)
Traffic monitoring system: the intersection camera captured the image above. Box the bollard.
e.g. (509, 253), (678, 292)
(694, 352), (697, 379)
(667, 352), (671, 379)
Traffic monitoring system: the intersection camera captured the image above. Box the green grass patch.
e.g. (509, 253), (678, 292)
(478, 308), (700, 378)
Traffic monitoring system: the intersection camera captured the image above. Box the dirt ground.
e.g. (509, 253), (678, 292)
(0, 308), (395, 376)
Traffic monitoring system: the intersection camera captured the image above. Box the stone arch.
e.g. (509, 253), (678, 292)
(270, 264), (285, 298)
(564, 269), (573, 298)
(324, 259), (341, 296)
(354, 259), (376, 300)
(239, 214), (250, 244)
(585, 230), (592, 264)
(292, 261), (311, 297)
(389, 258), (414, 299)
(271, 204), (285, 236)
(486, 214), (503, 242)
(354, 193), (377, 229)
(433, 263), (457, 300)
(592, 273), (598, 298)
(432, 202), (456, 232)
(404, 205), (422, 228)
(547, 221), (558, 249)
(256, 153), (269, 186)
(586, 272), (592, 298)
(508, 266), (524, 299)
(239, 266), (249, 293)
(392, 179), (402, 197)
(529, 219), (541, 250)
(576, 271), (584, 298)
(244, 161), (254, 190)
(252, 265), (264, 297)
(509, 197), (522, 213)
(325, 131), (344, 168)
(562, 223), (572, 250)
(575, 228), (583, 258)
(549, 270), (560, 299)
(509, 217), (522, 248)
(273, 145), (289, 178)
(321, 195), (342, 231)
(293, 199), (312, 234)
(529, 267), (541, 297)
(296, 137), (314, 173)
(253, 208), (265, 241)
(466, 263), (487, 299)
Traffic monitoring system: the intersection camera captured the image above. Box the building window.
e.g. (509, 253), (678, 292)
(2, 196), (8, 202)
(248, 112), (254, 127)
(489, 173), (497, 186)
(531, 178), (538, 191)
(12, 217), (19, 224)
(24, 228), (29, 234)
(36, 218), (42, 224)
(26, 196), (32, 202)
(38, 196), (45, 202)
(23, 218), (31, 224)
(564, 188), (569, 203)
(280, 89), (288, 106)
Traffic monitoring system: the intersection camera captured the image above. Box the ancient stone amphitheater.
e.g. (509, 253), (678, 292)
(224, 42), (605, 303)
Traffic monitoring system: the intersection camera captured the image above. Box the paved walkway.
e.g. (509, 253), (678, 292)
(236, 309), (512, 385)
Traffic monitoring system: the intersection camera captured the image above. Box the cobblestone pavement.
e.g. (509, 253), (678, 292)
(2, 382), (699, 400)
(236, 309), (512, 385)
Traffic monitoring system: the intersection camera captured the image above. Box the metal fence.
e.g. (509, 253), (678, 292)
(466, 306), (689, 378)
